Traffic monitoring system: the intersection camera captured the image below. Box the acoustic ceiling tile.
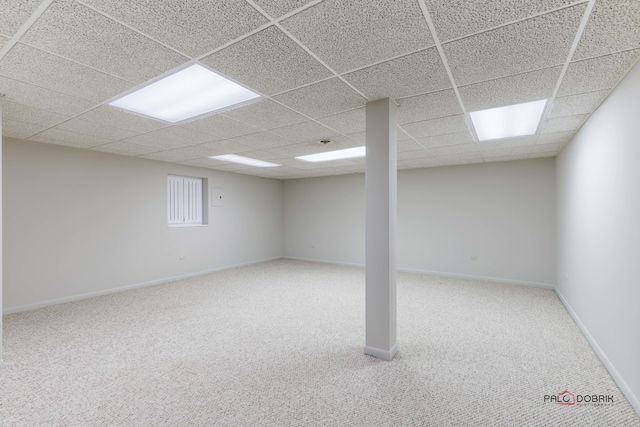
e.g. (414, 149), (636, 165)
(0, 43), (132, 102)
(0, 0), (43, 39)
(342, 48), (450, 100)
(224, 131), (294, 150)
(29, 128), (111, 147)
(397, 89), (462, 124)
(223, 99), (307, 130)
(21, 0), (187, 83)
(397, 139), (423, 152)
(197, 139), (253, 154)
(460, 66), (562, 112)
(573, 0), (640, 60)
(75, 106), (168, 133)
(476, 136), (536, 151)
(558, 49), (640, 96)
(549, 90), (609, 118)
(120, 127), (211, 150)
(2, 120), (49, 139)
(273, 78), (367, 119)
(531, 141), (567, 152)
(270, 121), (338, 144)
(178, 158), (226, 168)
(484, 153), (531, 163)
(202, 26), (332, 96)
(428, 143), (480, 157)
(541, 114), (589, 134)
(90, 141), (161, 156)
(416, 131), (473, 148)
(443, 4), (585, 85)
(281, 0), (433, 73)
(481, 145), (534, 157)
(537, 131), (574, 145)
(424, 0), (574, 42)
(316, 108), (366, 135)
(57, 118), (138, 141)
(80, 0), (268, 57)
(180, 114), (258, 141)
(397, 149), (434, 160)
(401, 114), (469, 139)
(436, 152), (484, 163)
(139, 150), (202, 162)
(2, 101), (70, 128)
(251, 0), (317, 19)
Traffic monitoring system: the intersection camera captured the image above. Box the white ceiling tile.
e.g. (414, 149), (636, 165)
(202, 26), (332, 96)
(2, 119), (49, 139)
(537, 131), (574, 145)
(424, 0), (574, 42)
(316, 108), (365, 135)
(398, 157), (442, 167)
(558, 49), (640, 96)
(197, 139), (253, 154)
(397, 139), (423, 152)
(401, 114), (469, 139)
(0, 0), (42, 39)
(397, 89), (461, 124)
(549, 90), (609, 118)
(477, 136), (537, 151)
(90, 141), (161, 156)
(415, 131), (473, 148)
(2, 101), (71, 128)
(529, 151), (558, 158)
(281, 0), (433, 73)
(273, 78), (366, 118)
(481, 146), (533, 157)
(21, 0), (187, 84)
(251, 0), (316, 18)
(269, 138), (360, 157)
(139, 150), (202, 162)
(120, 126), (212, 150)
(56, 118), (138, 141)
(531, 141), (567, 153)
(271, 121), (338, 144)
(0, 75), (96, 116)
(460, 66), (562, 112)
(437, 152), (484, 163)
(484, 153), (531, 163)
(397, 149), (434, 160)
(541, 114), (588, 134)
(80, 0), (268, 57)
(180, 114), (259, 141)
(75, 106), (168, 133)
(29, 128), (111, 148)
(178, 158), (226, 168)
(222, 131), (293, 150)
(343, 48), (450, 100)
(573, 0), (640, 60)
(441, 157), (482, 166)
(223, 99), (307, 130)
(443, 4), (585, 85)
(0, 43), (132, 102)
(429, 143), (480, 157)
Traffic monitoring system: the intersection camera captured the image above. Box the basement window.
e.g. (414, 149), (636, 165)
(167, 175), (205, 227)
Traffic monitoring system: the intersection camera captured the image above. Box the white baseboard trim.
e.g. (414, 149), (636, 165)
(555, 288), (640, 418)
(283, 256), (554, 289)
(3, 256), (283, 315)
(364, 343), (398, 361)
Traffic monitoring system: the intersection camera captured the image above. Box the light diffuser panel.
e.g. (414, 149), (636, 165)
(296, 146), (366, 162)
(110, 64), (260, 123)
(470, 100), (547, 141)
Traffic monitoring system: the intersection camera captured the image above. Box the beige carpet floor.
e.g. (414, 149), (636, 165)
(0, 259), (638, 426)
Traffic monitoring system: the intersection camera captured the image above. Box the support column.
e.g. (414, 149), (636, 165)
(364, 98), (397, 361)
(1, 98), (4, 367)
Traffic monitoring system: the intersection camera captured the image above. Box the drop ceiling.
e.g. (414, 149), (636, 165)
(0, 0), (639, 179)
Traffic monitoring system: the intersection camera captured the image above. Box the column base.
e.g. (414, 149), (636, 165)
(364, 343), (398, 361)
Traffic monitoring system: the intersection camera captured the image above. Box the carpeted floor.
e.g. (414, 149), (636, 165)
(0, 260), (638, 426)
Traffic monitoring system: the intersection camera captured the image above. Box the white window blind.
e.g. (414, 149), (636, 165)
(168, 176), (202, 226)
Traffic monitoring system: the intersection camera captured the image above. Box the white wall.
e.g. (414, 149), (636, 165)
(283, 158), (556, 286)
(3, 138), (283, 312)
(556, 60), (640, 414)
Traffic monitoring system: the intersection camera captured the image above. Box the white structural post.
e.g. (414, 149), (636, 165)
(364, 98), (398, 361)
(0, 98), (4, 367)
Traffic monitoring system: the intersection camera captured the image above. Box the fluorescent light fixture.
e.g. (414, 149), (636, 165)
(110, 64), (260, 123)
(470, 99), (547, 141)
(296, 146), (366, 162)
(210, 154), (280, 168)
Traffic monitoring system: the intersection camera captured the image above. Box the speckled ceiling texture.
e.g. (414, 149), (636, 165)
(0, 0), (639, 179)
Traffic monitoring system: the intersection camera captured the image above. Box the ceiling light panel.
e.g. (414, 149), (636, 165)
(210, 154), (281, 168)
(470, 100), (547, 142)
(110, 64), (261, 123)
(296, 146), (366, 162)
